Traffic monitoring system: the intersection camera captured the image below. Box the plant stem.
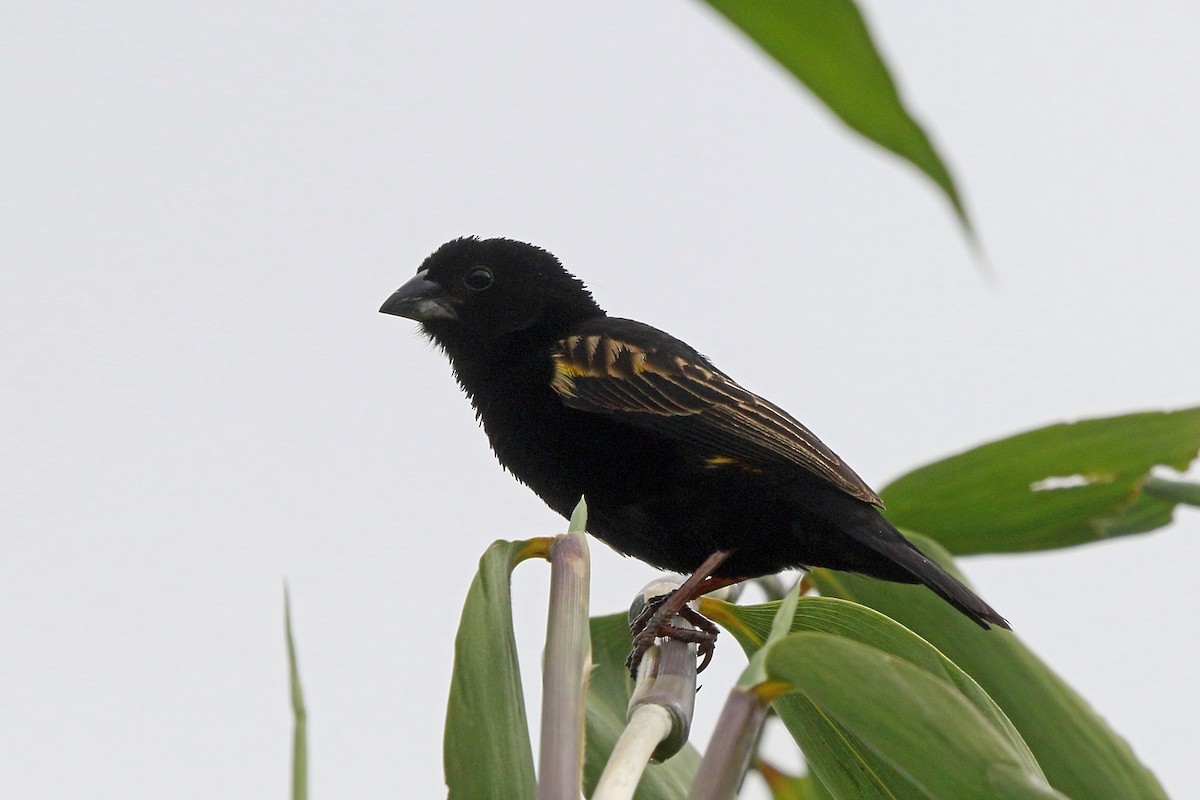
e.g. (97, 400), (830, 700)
(687, 687), (768, 800)
(592, 704), (674, 800)
(1143, 476), (1200, 506)
(537, 530), (591, 800)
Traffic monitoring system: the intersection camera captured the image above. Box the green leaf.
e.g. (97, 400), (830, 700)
(570, 496), (590, 531)
(284, 588), (307, 800)
(810, 532), (1169, 800)
(775, 690), (925, 800)
(881, 406), (1200, 553)
(765, 634), (1067, 800)
(584, 613), (702, 800)
(703, 595), (1044, 799)
(445, 538), (547, 800)
(739, 574), (803, 687)
(702, 0), (971, 233)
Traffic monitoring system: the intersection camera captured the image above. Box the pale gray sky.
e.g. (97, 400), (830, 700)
(2, 2), (1197, 798)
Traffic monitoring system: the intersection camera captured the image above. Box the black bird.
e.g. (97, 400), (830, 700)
(381, 237), (1008, 672)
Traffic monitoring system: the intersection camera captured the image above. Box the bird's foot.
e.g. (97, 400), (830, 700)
(626, 592), (720, 678)
(624, 549), (735, 678)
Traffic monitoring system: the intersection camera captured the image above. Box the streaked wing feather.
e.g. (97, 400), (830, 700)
(549, 325), (882, 506)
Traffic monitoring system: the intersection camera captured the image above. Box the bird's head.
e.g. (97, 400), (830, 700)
(380, 237), (603, 343)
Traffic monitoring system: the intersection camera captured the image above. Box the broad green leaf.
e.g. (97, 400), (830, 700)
(703, 595), (1043, 799)
(765, 634), (1067, 800)
(708, 596), (1037, 770)
(881, 406), (1200, 553)
(284, 588), (307, 800)
(811, 533), (1169, 800)
(584, 613), (702, 800)
(445, 538), (547, 800)
(771, 690), (928, 800)
(702, 0), (970, 232)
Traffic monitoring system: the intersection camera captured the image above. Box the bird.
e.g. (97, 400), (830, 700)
(380, 236), (1009, 673)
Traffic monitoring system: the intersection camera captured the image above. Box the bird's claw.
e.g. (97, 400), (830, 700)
(625, 593), (720, 678)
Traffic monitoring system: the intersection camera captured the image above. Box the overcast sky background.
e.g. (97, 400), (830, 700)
(3, 2), (1198, 798)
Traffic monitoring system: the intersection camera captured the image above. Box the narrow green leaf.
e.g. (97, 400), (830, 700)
(810, 533), (1169, 800)
(570, 496), (590, 532)
(881, 406), (1200, 553)
(703, 594), (1043, 798)
(702, 0), (971, 233)
(765, 634), (1067, 800)
(740, 575), (803, 687)
(584, 614), (701, 800)
(445, 538), (548, 800)
(284, 587), (307, 800)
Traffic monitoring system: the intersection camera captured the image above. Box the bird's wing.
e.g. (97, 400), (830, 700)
(549, 320), (883, 506)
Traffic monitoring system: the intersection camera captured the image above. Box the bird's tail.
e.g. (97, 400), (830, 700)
(869, 534), (1010, 630)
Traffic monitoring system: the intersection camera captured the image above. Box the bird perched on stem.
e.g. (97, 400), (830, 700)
(381, 237), (1008, 674)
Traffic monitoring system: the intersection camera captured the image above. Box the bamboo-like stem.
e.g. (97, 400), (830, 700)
(686, 577), (803, 799)
(628, 634), (697, 762)
(686, 687), (769, 800)
(594, 575), (702, 800)
(1143, 476), (1200, 505)
(537, 513), (592, 800)
(592, 703), (674, 800)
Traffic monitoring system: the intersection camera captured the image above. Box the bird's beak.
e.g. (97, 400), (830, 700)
(379, 269), (459, 321)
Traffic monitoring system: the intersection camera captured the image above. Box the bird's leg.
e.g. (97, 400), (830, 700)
(626, 549), (735, 677)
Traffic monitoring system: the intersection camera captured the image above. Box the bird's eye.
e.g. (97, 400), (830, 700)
(464, 266), (493, 291)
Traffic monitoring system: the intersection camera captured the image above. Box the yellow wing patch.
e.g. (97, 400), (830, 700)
(552, 334), (656, 385)
(703, 455), (764, 474)
(550, 360), (580, 397)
